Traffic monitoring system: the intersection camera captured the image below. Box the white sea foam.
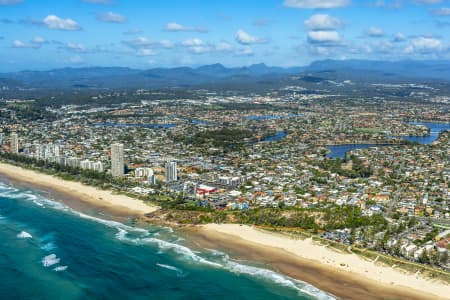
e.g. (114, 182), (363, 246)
(1, 183), (334, 299)
(17, 231), (32, 239)
(53, 266), (68, 272)
(224, 261), (336, 299)
(115, 228), (129, 241)
(142, 237), (222, 268)
(41, 242), (56, 251)
(6, 186), (149, 236)
(156, 263), (184, 277)
(42, 254), (60, 267)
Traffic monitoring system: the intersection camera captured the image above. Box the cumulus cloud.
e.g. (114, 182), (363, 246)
(235, 29), (268, 45)
(404, 36), (443, 54)
(43, 15), (81, 31)
(64, 42), (87, 52)
(0, 0), (23, 5)
(96, 12), (127, 23)
(304, 14), (345, 30)
(367, 26), (384, 37)
(165, 22), (208, 33)
(284, 0), (350, 9)
(180, 38), (212, 54)
(13, 40), (36, 49)
(392, 32), (406, 42)
(137, 49), (157, 56)
(12, 36), (47, 49)
(215, 41), (234, 52)
(123, 37), (173, 49)
(307, 30), (342, 44)
(181, 38), (204, 47)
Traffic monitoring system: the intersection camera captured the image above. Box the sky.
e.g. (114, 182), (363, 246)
(1, 0), (450, 71)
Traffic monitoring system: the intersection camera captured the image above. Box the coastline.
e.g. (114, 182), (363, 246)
(0, 161), (448, 299)
(187, 224), (450, 300)
(0, 162), (158, 216)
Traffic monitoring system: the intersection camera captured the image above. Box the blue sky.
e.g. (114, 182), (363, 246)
(1, 0), (450, 71)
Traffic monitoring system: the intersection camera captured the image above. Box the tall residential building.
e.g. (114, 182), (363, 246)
(111, 143), (124, 177)
(10, 132), (18, 154)
(165, 161), (177, 183)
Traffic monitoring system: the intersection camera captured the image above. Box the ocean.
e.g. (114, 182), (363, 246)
(0, 182), (335, 300)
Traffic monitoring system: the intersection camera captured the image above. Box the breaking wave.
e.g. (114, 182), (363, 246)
(17, 231), (32, 239)
(156, 263), (185, 277)
(1, 182), (336, 299)
(42, 254), (60, 267)
(53, 266), (68, 272)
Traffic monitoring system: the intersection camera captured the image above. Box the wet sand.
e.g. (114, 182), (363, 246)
(187, 225), (449, 300)
(0, 163), (158, 216)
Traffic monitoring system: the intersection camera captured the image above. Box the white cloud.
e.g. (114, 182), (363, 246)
(189, 46), (212, 54)
(159, 40), (173, 48)
(137, 49), (157, 56)
(124, 37), (153, 48)
(65, 42), (87, 52)
(404, 36), (443, 54)
(12, 40), (31, 48)
(307, 30), (342, 44)
(181, 38), (204, 47)
(123, 37), (172, 49)
(284, 0), (350, 9)
(12, 37), (47, 49)
(431, 7), (450, 16)
(181, 38), (212, 54)
(393, 32), (406, 42)
(0, 0), (23, 5)
(165, 22), (207, 33)
(367, 26), (384, 37)
(304, 14), (345, 30)
(32, 36), (47, 44)
(166, 22), (183, 31)
(215, 41), (234, 52)
(43, 15), (81, 31)
(96, 12), (127, 23)
(235, 29), (267, 45)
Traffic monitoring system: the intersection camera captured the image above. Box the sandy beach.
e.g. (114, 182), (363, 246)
(0, 163), (158, 216)
(190, 224), (450, 300)
(1, 162), (449, 299)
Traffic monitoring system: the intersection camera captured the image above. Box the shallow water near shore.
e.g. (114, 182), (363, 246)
(0, 181), (335, 300)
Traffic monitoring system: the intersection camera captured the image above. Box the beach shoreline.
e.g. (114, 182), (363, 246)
(0, 161), (448, 300)
(187, 224), (450, 300)
(0, 162), (159, 217)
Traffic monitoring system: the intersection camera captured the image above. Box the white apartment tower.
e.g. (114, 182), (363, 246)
(165, 161), (177, 183)
(10, 132), (19, 154)
(111, 143), (124, 177)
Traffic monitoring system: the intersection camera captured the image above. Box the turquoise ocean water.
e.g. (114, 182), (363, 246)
(0, 182), (335, 300)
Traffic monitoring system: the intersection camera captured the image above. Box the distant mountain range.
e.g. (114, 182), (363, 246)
(1, 60), (450, 90)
